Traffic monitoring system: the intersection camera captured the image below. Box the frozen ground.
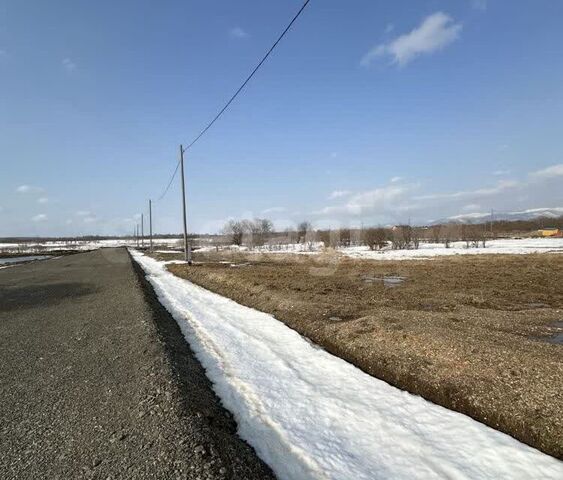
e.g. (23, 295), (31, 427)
(132, 250), (563, 480)
(342, 237), (563, 260)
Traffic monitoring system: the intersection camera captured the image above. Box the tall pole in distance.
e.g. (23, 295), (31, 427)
(179, 145), (192, 264)
(149, 199), (153, 253)
(141, 213), (144, 248)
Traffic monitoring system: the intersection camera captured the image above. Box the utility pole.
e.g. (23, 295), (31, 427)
(149, 199), (153, 253)
(141, 213), (144, 248)
(179, 145), (192, 264)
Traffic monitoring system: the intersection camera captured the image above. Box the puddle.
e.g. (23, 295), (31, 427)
(545, 333), (563, 345)
(526, 302), (550, 309)
(0, 255), (51, 266)
(533, 321), (563, 345)
(361, 275), (406, 287)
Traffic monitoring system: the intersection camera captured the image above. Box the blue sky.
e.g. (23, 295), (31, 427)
(1, 0), (562, 236)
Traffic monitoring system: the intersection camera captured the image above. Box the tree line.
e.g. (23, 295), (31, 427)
(221, 215), (562, 251)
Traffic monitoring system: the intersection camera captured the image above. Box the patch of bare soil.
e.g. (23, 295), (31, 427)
(161, 250), (563, 459)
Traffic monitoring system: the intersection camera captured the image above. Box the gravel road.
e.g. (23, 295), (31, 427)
(0, 248), (274, 480)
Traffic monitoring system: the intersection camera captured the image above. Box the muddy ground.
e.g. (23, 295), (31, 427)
(155, 249), (563, 459)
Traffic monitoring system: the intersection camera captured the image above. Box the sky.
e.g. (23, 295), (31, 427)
(1, 0), (562, 236)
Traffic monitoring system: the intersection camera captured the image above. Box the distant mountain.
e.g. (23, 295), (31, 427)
(433, 207), (563, 225)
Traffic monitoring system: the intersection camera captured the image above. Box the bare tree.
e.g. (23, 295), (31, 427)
(317, 230), (331, 248)
(297, 221), (312, 243)
(391, 227), (407, 250)
(249, 218), (273, 247)
(363, 227), (388, 250)
(412, 227), (421, 249)
(430, 225), (441, 244)
(222, 220), (245, 246)
(442, 224), (459, 248)
(339, 228), (351, 247)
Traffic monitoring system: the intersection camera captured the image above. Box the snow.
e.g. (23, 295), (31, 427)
(199, 242), (324, 255)
(342, 238), (563, 260)
(131, 250), (563, 480)
(0, 238), (182, 254)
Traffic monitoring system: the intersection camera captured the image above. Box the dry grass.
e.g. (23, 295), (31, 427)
(158, 250), (563, 459)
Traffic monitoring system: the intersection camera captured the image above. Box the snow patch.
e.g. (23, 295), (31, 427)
(131, 250), (563, 480)
(342, 238), (563, 260)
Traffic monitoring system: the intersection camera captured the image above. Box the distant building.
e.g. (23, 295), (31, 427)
(538, 228), (561, 237)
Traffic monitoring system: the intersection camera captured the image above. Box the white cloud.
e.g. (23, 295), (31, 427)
(32, 214), (47, 222)
(415, 180), (520, 201)
(262, 207), (286, 214)
(328, 190), (352, 200)
(530, 163), (563, 179)
(229, 27), (249, 39)
(83, 216), (97, 223)
(462, 203), (481, 211)
(317, 184), (414, 216)
(361, 12), (462, 67)
(76, 210), (91, 217)
(37, 197), (49, 204)
(493, 169), (510, 176)
(312, 162), (563, 226)
(62, 57), (76, 72)
(390, 176), (403, 183)
(16, 185), (43, 194)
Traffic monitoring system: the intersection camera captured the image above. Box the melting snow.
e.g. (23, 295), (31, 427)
(132, 250), (562, 480)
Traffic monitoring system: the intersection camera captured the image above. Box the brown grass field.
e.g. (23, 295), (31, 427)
(154, 249), (563, 459)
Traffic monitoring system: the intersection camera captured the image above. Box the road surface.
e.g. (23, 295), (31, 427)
(0, 248), (274, 479)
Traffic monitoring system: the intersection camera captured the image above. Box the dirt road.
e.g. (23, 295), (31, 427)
(0, 248), (273, 479)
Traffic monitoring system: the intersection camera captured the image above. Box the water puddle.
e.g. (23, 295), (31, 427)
(0, 255), (51, 266)
(361, 275), (406, 287)
(533, 321), (563, 345)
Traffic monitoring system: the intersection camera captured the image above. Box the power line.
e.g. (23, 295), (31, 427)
(152, 0), (311, 204)
(183, 0), (311, 152)
(156, 159), (180, 201)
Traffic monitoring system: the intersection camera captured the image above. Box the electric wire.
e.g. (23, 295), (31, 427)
(153, 0), (311, 203)
(183, 0), (311, 152)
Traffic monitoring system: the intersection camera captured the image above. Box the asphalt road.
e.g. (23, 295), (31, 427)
(0, 248), (274, 480)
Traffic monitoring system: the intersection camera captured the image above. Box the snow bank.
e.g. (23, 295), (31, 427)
(342, 238), (563, 260)
(132, 250), (563, 480)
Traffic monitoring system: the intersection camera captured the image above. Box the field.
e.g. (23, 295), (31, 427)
(154, 248), (563, 459)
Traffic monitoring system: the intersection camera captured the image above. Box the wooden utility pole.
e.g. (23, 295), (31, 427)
(141, 213), (144, 248)
(179, 145), (192, 264)
(149, 199), (153, 253)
